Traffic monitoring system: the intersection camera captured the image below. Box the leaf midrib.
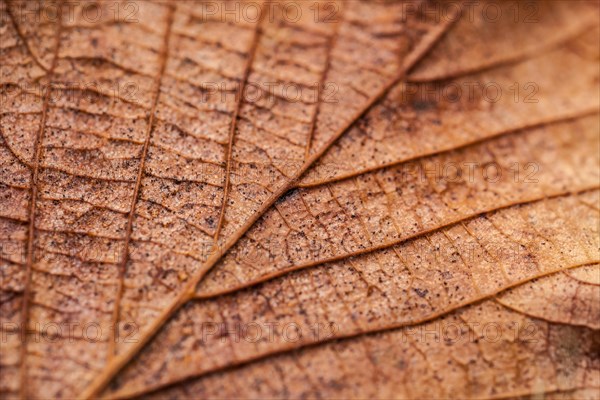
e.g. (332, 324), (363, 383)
(80, 8), (461, 398)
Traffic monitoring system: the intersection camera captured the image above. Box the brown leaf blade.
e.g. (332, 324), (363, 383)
(107, 191), (599, 397)
(1, 0), (64, 397)
(1, 1), (598, 399)
(2, 0), (458, 398)
(81, 2), (458, 398)
(199, 114), (600, 297)
(301, 25), (600, 186)
(146, 296), (599, 399)
(2, 1), (175, 397)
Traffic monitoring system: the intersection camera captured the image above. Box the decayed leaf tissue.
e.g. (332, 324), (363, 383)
(1, 0), (599, 399)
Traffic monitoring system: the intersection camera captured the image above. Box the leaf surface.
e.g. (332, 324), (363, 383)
(146, 294), (599, 399)
(408, 0), (599, 81)
(1, 0), (456, 397)
(198, 115), (599, 296)
(300, 26), (600, 186)
(107, 190), (600, 397)
(0, 1), (598, 399)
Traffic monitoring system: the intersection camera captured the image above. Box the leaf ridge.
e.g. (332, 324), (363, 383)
(297, 107), (599, 189)
(409, 15), (598, 83)
(214, 11), (266, 243)
(18, 12), (63, 399)
(4, 2), (50, 73)
(107, 5), (175, 361)
(299, 25), (600, 187)
(303, 5), (343, 160)
(493, 298), (597, 330)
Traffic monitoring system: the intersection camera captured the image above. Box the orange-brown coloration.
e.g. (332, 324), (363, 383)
(0, 1), (598, 399)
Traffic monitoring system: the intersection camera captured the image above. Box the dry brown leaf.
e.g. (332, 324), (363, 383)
(103, 181), (600, 398)
(301, 26), (600, 186)
(0, 0), (598, 399)
(143, 295), (600, 400)
(195, 114), (600, 296)
(497, 264), (600, 330)
(2, 0), (455, 397)
(408, 0), (599, 81)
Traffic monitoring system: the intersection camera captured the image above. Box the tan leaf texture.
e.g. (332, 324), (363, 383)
(0, 0), (598, 399)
